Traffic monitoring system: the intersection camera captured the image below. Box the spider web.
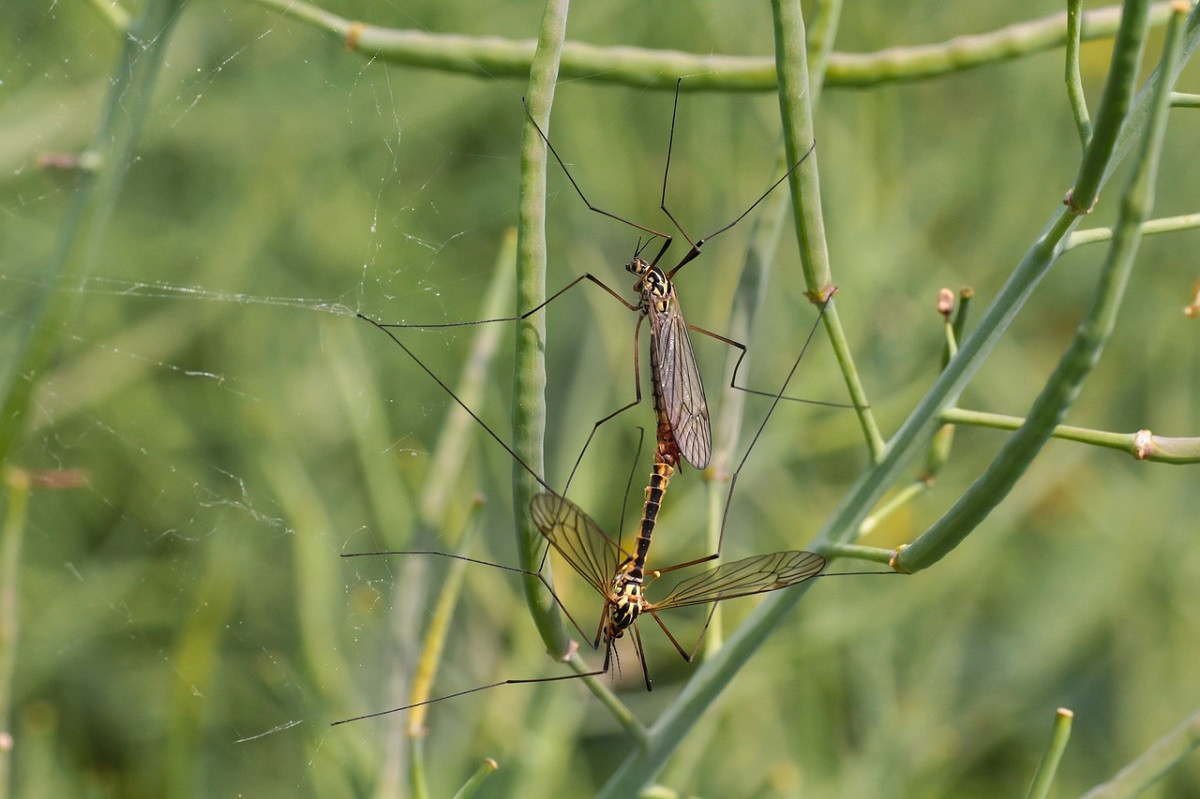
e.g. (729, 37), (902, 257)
(8, 2), (1198, 797)
(0, 2), (843, 795)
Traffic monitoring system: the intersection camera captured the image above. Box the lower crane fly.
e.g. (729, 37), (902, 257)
(334, 481), (828, 725)
(334, 294), (862, 726)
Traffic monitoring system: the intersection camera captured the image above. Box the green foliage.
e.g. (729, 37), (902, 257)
(2, 1), (1199, 797)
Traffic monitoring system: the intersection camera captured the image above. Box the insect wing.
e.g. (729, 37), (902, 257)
(649, 551), (826, 611)
(649, 293), (712, 469)
(530, 493), (624, 597)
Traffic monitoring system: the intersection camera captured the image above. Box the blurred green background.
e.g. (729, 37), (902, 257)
(2, 1), (1199, 796)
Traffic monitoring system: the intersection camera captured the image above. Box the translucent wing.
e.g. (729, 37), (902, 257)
(648, 290), (711, 469)
(530, 492), (623, 598)
(648, 551), (826, 610)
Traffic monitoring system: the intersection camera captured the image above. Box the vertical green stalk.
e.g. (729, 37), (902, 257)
(513, 0), (571, 657)
(0, 472), (30, 799)
(1025, 708), (1074, 799)
(772, 0), (884, 459)
(1065, 0), (1093, 145)
(450, 757), (499, 799)
(0, 0), (186, 468)
(515, 0), (634, 732)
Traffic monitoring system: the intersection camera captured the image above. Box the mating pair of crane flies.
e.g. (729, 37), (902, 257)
(339, 303), (836, 726)
(338, 83), (848, 725)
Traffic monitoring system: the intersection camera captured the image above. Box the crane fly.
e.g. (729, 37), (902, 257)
(334, 487), (829, 726)
(370, 78), (825, 471)
(528, 491), (826, 691)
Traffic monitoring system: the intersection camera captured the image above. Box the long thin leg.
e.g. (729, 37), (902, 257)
(378, 272), (638, 329)
(340, 550), (597, 649)
(709, 292), (837, 556)
(331, 663), (610, 725)
(663, 140), (817, 280)
(612, 427), (647, 555)
(683, 320), (858, 409)
(630, 622), (653, 691)
(376, 277), (660, 499)
(654, 78), (695, 266)
(645, 600), (719, 666)
(360, 313), (640, 586)
(562, 313), (647, 497)
(523, 98), (675, 249)
(358, 313), (554, 495)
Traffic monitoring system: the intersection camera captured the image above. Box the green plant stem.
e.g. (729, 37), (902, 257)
(1099, 5), (1200, 192)
(0, 0), (185, 469)
(925, 298), (957, 482)
(819, 542), (894, 566)
(601, 8), (1200, 791)
(564, 655), (647, 746)
(772, 0), (883, 460)
(858, 480), (928, 538)
(1068, 0), (1154, 213)
(252, 0), (1176, 92)
(1080, 705), (1200, 799)
(951, 288), (973, 347)
(1026, 708), (1074, 799)
(0, 471), (30, 799)
(1066, 0), (1093, 145)
(703, 0), (844, 646)
(1171, 91), (1200, 106)
(899, 0), (1186, 573)
(1065, 212), (1200, 249)
(450, 758), (499, 799)
(514, 0), (572, 664)
(942, 407), (1200, 464)
(408, 737), (430, 799)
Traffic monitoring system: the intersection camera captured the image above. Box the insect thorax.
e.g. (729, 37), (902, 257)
(627, 257), (673, 310)
(608, 567), (643, 637)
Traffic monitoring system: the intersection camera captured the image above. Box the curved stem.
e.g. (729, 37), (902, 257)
(253, 0), (1178, 92)
(900, 0), (1185, 572)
